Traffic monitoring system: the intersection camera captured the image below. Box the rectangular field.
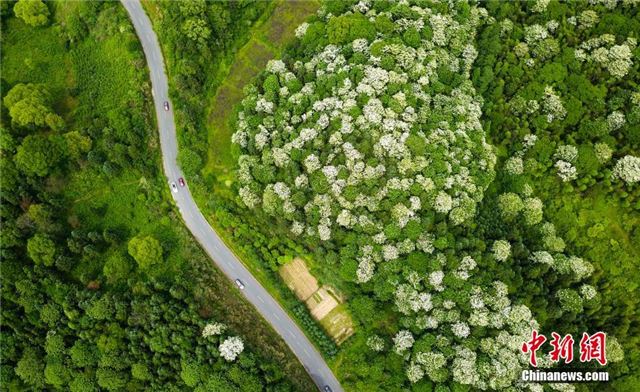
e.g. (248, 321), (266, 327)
(279, 257), (319, 301)
(279, 258), (354, 344)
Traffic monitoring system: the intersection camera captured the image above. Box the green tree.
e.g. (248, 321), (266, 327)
(27, 204), (56, 233)
(3, 83), (63, 129)
(131, 363), (151, 381)
(40, 303), (62, 326)
(182, 18), (211, 46)
(86, 295), (114, 321)
(96, 367), (128, 391)
(15, 134), (65, 177)
(15, 347), (45, 388)
(103, 253), (132, 284)
(44, 333), (66, 359)
(557, 288), (584, 314)
(180, 360), (204, 387)
(497, 193), (523, 222)
(44, 361), (69, 387)
(27, 233), (56, 266)
(69, 372), (97, 392)
(327, 14), (376, 44)
(13, 0), (49, 27)
(63, 131), (92, 160)
(127, 235), (162, 270)
(70, 340), (97, 368)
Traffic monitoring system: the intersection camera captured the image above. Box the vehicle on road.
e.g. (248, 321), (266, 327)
(324, 386), (333, 392)
(170, 182), (178, 193)
(178, 177), (185, 187)
(122, 1), (343, 389)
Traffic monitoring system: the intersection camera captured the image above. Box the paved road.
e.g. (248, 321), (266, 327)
(121, 1), (343, 391)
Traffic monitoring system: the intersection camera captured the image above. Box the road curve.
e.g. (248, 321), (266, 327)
(121, 1), (343, 391)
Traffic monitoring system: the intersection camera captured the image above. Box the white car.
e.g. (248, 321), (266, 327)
(234, 279), (245, 290)
(170, 182), (178, 193)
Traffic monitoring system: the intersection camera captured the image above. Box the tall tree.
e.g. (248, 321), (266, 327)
(13, 0), (49, 27)
(127, 235), (162, 270)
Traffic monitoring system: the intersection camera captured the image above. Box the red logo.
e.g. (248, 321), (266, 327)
(522, 330), (547, 367)
(549, 332), (574, 364)
(579, 332), (607, 366)
(521, 330), (607, 367)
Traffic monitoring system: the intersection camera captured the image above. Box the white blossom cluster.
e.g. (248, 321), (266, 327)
(393, 330), (415, 354)
(366, 334), (385, 352)
(492, 240), (512, 262)
(612, 155), (640, 184)
(233, 1), (496, 286)
(554, 144), (578, 182)
(575, 35), (636, 77)
(542, 86), (567, 123)
(201, 322), (226, 337)
(394, 267), (541, 389)
(218, 336), (244, 362)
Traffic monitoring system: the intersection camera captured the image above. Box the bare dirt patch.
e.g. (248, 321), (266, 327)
(279, 257), (319, 301)
(306, 287), (339, 320)
(279, 257), (354, 344)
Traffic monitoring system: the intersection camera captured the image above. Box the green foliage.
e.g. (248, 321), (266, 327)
(96, 367), (128, 391)
(103, 252), (132, 284)
(15, 348), (45, 388)
(0, 2), (308, 390)
(180, 360), (204, 387)
(14, 134), (64, 177)
(127, 235), (162, 270)
(497, 192), (523, 222)
(3, 83), (63, 130)
(13, 0), (49, 27)
(557, 288), (584, 314)
(27, 233), (56, 266)
(327, 13), (376, 44)
(131, 363), (151, 381)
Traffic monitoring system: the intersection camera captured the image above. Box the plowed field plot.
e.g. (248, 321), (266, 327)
(280, 258), (354, 344)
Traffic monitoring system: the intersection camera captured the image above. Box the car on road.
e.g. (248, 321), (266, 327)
(178, 177), (185, 187)
(324, 386), (332, 392)
(163, 101), (169, 111)
(170, 182), (178, 193)
(234, 279), (245, 290)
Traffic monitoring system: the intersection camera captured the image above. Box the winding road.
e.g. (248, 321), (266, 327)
(121, 1), (343, 391)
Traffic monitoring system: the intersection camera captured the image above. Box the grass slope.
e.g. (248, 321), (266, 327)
(204, 0), (320, 174)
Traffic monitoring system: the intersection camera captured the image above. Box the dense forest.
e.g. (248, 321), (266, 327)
(156, 0), (639, 391)
(0, 1), (310, 390)
(2, 0), (639, 391)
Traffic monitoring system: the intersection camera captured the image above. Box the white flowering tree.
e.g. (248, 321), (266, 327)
(612, 155), (640, 184)
(219, 336), (244, 362)
(202, 322), (226, 338)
